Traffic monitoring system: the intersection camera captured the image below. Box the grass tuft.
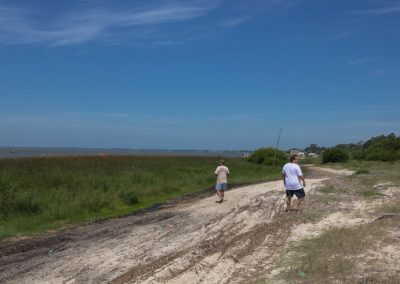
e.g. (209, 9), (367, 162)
(361, 189), (384, 198)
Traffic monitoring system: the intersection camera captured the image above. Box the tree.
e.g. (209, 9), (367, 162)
(322, 148), (349, 163)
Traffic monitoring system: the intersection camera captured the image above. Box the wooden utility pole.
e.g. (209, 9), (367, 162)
(272, 128), (283, 167)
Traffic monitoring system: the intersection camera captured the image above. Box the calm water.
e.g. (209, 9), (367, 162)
(0, 147), (248, 159)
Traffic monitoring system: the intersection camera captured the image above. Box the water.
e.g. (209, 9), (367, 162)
(0, 147), (249, 159)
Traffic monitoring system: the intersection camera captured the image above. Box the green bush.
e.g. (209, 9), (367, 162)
(322, 148), (349, 163)
(119, 191), (140, 206)
(248, 147), (288, 166)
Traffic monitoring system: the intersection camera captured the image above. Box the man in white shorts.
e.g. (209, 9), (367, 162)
(214, 160), (230, 203)
(282, 155), (306, 212)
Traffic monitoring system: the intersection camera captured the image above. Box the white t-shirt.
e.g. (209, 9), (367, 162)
(215, 165), (230, 184)
(282, 163), (303, 190)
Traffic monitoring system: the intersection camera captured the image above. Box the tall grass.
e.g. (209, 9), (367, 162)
(0, 156), (281, 239)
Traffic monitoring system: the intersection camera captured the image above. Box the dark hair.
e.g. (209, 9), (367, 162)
(290, 155), (298, 162)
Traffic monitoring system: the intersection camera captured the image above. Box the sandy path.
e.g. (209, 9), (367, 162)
(0, 168), (338, 284)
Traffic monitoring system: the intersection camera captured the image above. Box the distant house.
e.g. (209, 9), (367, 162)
(241, 152), (250, 158)
(307, 152), (319, 157)
(289, 149), (304, 157)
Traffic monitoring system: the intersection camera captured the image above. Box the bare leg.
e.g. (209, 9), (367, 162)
(216, 191), (224, 203)
(296, 197), (304, 210)
(285, 196), (291, 212)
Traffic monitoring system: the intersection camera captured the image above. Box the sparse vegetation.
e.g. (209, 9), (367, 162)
(274, 161), (400, 283)
(320, 184), (335, 193)
(280, 219), (398, 283)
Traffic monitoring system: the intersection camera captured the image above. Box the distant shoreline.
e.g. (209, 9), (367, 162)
(0, 146), (251, 159)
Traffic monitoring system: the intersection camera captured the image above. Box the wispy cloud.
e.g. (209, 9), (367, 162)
(0, 0), (299, 47)
(371, 69), (387, 76)
(351, 120), (400, 128)
(351, 3), (400, 16)
(0, 2), (213, 46)
(220, 16), (248, 27)
(371, 68), (400, 76)
(280, 35), (309, 44)
(281, 30), (353, 45)
(204, 114), (267, 123)
(102, 113), (130, 118)
(0, 111), (193, 130)
(322, 31), (352, 42)
(348, 57), (378, 65)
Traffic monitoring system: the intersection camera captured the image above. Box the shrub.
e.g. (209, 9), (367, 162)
(248, 147), (288, 166)
(120, 192), (140, 206)
(322, 148), (349, 163)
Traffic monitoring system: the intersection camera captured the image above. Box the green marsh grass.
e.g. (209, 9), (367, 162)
(0, 156), (281, 239)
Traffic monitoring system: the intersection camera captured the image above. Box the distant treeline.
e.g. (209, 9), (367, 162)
(248, 133), (400, 165)
(323, 133), (400, 163)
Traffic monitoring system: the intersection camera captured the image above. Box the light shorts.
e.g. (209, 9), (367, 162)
(215, 183), (228, 191)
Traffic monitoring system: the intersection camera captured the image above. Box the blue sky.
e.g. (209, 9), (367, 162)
(1, 0), (399, 150)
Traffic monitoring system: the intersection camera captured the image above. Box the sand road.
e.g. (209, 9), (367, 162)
(0, 167), (342, 283)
